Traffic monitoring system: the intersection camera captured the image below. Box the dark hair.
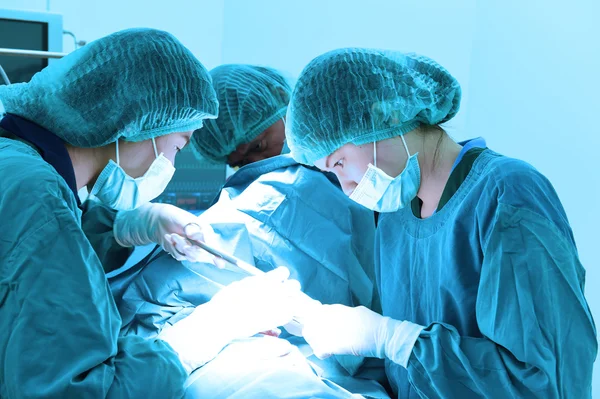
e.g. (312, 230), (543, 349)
(415, 124), (446, 169)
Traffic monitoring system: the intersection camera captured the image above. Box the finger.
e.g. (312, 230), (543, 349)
(184, 223), (205, 242)
(213, 257), (227, 269)
(265, 266), (290, 282)
(283, 278), (301, 292)
(302, 327), (333, 360)
(163, 234), (186, 261)
(171, 234), (198, 259)
(259, 328), (281, 337)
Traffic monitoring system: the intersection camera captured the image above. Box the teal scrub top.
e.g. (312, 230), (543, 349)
(0, 136), (187, 398)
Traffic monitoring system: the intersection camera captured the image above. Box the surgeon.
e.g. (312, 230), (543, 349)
(0, 28), (300, 398)
(285, 48), (597, 398)
(110, 64), (293, 264)
(191, 64), (292, 167)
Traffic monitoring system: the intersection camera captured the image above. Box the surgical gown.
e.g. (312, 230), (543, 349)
(376, 149), (597, 398)
(107, 155), (389, 398)
(0, 138), (187, 398)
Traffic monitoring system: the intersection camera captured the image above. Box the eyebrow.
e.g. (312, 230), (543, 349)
(325, 155), (332, 170)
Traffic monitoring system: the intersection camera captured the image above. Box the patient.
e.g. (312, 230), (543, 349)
(84, 154), (389, 398)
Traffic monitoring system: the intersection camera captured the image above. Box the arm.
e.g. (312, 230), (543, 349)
(113, 202), (222, 265)
(303, 203), (596, 398)
(402, 203), (597, 398)
(2, 199), (187, 398)
(80, 199), (134, 274)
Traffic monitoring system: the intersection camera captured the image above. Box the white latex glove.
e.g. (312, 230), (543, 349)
(113, 202), (225, 266)
(302, 305), (424, 368)
(158, 267), (302, 373)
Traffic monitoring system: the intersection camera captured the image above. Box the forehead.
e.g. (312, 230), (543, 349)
(313, 154), (330, 170)
(314, 143), (373, 170)
(163, 131), (193, 141)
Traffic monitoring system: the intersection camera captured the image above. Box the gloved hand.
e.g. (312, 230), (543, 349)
(209, 266), (303, 339)
(113, 202), (224, 265)
(302, 304), (424, 367)
(158, 267), (302, 373)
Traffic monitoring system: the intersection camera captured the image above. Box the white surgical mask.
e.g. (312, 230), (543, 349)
(280, 118), (290, 155)
(90, 138), (176, 210)
(349, 135), (421, 213)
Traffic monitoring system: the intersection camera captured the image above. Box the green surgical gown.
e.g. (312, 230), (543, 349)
(376, 149), (597, 398)
(0, 138), (187, 398)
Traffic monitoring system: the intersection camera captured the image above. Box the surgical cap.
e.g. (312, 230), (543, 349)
(286, 48), (461, 165)
(0, 28), (218, 147)
(191, 64), (291, 163)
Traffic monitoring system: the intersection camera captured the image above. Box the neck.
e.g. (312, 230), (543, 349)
(406, 127), (462, 218)
(65, 144), (109, 190)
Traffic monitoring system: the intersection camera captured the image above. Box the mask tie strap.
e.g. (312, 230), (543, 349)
(115, 139), (120, 165)
(400, 135), (411, 165)
(152, 137), (159, 158)
(374, 141), (377, 168)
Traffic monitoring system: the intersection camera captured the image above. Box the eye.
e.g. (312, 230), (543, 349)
(333, 158), (344, 168)
(251, 140), (265, 152)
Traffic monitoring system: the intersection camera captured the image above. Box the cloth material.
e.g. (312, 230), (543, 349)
(108, 155), (387, 398)
(350, 137), (420, 213)
(0, 113), (80, 206)
(81, 200), (134, 274)
(0, 28), (218, 147)
(0, 138), (187, 398)
(286, 48), (461, 165)
(90, 139), (176, 210)
(415, 137), (487, 216)
(157, 267), (302, 374)
(192, 64), (291, 163)
(376, 147), (597, 398)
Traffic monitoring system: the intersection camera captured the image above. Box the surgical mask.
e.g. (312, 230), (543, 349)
(349, 135), (420, 213)
(90, 138), (176, 210)
(280, 140), (290, 155)
(280, 118), (290, 155)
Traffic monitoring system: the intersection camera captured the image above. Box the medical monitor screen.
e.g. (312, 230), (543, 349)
(154, 146), (226, 211)
(0, 18), (48, 84)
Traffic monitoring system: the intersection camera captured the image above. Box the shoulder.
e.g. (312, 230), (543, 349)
(477, 150), (574, 242)
(483, 153), (549, 189)
(1, 139), (63, 182)
(0, 138), (79, 219)
(478, 151), (559, 206)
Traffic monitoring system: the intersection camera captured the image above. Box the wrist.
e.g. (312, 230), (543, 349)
(379, 318), (425, 368)
(113, 203), (162, 247)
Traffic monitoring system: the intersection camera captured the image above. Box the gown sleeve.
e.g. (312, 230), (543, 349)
(80, 199), (135, 274)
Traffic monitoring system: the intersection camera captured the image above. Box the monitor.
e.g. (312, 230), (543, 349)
(154, 146), (226, 211)
(0, 8), (63, 84)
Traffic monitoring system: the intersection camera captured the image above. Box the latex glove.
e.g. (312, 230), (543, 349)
(113, 202), (224, 265)
(302, 305), (424, 367)
(209, 266), (303, 339)
(158, 267), (301, 373)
